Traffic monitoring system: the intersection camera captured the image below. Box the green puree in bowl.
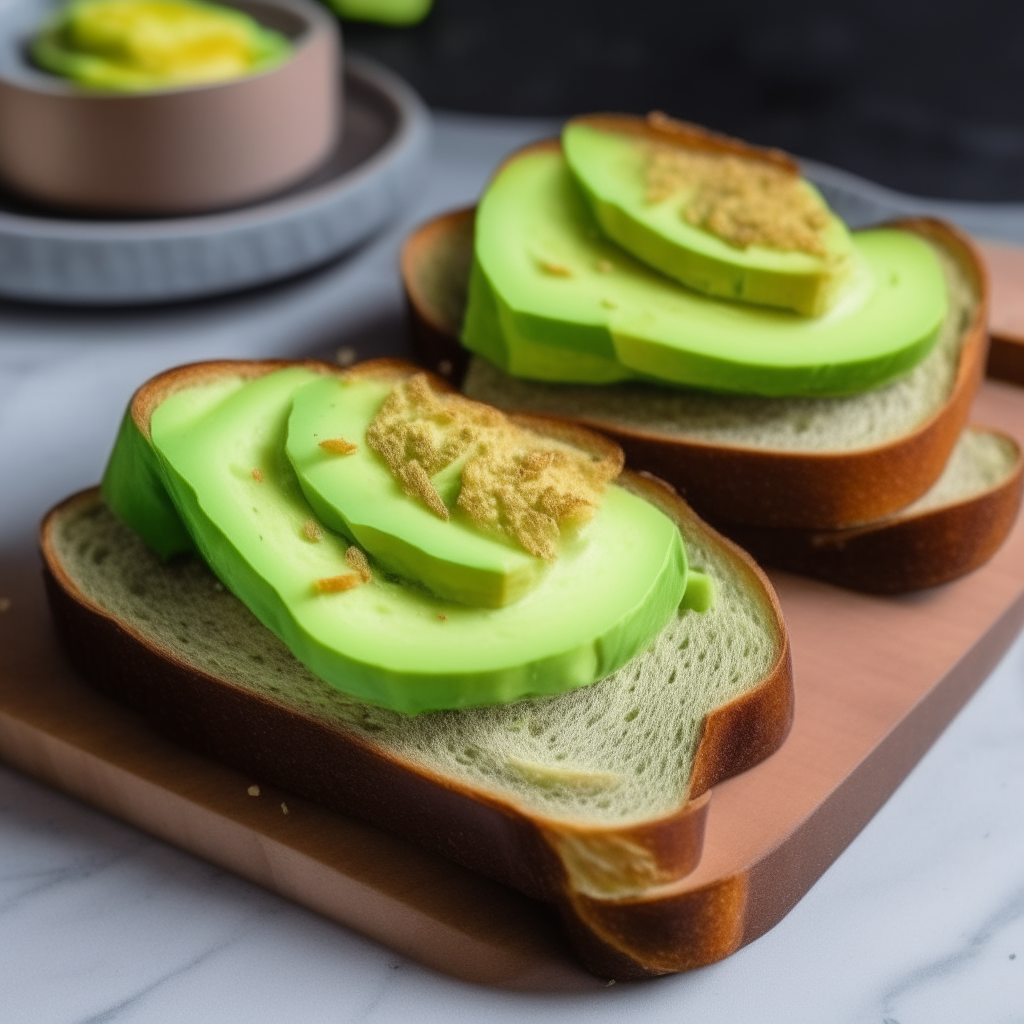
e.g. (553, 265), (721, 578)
(32, 0), (291, 92)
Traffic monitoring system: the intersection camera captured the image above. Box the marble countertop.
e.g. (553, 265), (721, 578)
(1, 112), (1022, 1024)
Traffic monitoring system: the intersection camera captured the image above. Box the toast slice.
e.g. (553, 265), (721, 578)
(40, 359), (793, 980)
(724, 426), (1023, 592)
(982, 241), (1024, 387)
(402, 208), (989, 531)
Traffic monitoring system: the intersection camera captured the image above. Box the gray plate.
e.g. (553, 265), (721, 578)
(0, 53), (430, 306)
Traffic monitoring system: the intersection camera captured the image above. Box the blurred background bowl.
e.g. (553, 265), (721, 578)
(0, 0), (340, 214)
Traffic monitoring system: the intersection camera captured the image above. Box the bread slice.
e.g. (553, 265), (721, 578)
(402, 207), (989, 531)
(982, 240), (1024, 387)
(723, 426), (1023, 592)
(40, 359), (793, 980)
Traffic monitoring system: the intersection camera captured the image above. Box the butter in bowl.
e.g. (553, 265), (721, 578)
(0, 0), (340, 214)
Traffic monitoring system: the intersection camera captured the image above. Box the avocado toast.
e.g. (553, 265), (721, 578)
(399, 116), (1018, 589)
(41, 358), (793, 979)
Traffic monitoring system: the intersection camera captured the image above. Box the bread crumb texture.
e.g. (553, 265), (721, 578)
(344, 546), (372, 584)
(57, 500), (779, 826)
(464, 241), (973, 454)
(366, 373), (622, 559)
(318, 437), (358, 455)
(897, 428), (1018, 516)
(314, 573), (362, 593)
(646, 145), (829, 256)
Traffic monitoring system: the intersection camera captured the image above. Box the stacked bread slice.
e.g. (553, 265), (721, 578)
(984, 240), (1024, 388)
(41, 358), (794, 978)
(402, 148), (1023, 592)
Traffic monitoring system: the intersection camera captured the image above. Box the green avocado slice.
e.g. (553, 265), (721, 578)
(462, 147), (948, 398)
(285, 375), (551, 607)
(32, 0), (291, 93)
(102, 408), (195, 561)
(137, 367), (688, 714)
(562, 121), (854, 316)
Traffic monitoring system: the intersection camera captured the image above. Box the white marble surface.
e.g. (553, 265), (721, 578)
(1, 112), (1023, 1023)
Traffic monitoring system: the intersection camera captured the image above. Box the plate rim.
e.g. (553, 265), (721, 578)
(0, 52), (431, 242)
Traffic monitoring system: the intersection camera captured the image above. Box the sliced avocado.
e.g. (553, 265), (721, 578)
(325, 0), (433, 26)
(285, 375), (551, 607)
(101, 408), (193, 560)
(563, 121), (854, 316)
(462, 147), (948, 398)
(680, 570), (715, 614)
(101, 373), (245, 559)
(32, 0), (291, 93)
(139, 367), (688, 713)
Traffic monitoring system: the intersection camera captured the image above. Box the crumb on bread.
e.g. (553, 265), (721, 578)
(645, 146), (830, 256)
(366, 373), (622, 559)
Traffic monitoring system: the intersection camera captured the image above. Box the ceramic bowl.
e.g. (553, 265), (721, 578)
(0, 0), (340, 214)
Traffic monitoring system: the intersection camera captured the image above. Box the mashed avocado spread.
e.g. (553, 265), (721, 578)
(32, 0), (291, 92)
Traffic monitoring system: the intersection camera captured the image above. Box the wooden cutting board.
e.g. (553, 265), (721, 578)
(3, 378), (1024, 990)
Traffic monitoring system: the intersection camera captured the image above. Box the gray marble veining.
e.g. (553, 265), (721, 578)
(1, 113), (1022, 1023)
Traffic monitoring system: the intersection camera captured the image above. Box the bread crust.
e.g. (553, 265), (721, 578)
(401, 198), (989, 531)
(571, 111), (801, 174)
(982, 241), (1024, 387)
(40, 358), (793, 979)
(720, 428), (1023, 593)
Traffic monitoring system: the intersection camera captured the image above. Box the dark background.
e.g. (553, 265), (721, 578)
(346, 0), (1024, 201)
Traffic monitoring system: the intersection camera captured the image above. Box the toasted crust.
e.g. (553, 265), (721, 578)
(988, 336), (1024, 388)
(720, 427), (1024, 594)
(982, 241), (1024, 387)
(570, 111), (801, 174)
(401, 201), (989, 531)
(40, 358), (793, 979)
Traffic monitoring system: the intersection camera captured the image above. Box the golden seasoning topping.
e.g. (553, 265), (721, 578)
(537, 257), (574, 277)
(645, 145), (830, 256)
(400, 460), (450, 520)
(251, 467), (263, 482)
(345, 546), (372, 584)
(247, 785), (260, 797)
(366, 374), (623, 560)
(314, 573), (362, 594)
(319, 437), (358, 455)
(302, 519), (323, 543)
